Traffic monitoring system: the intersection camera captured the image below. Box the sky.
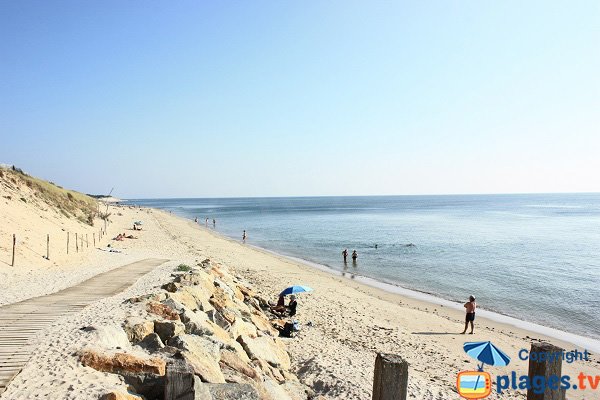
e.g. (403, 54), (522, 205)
(1, 1), (599, 198)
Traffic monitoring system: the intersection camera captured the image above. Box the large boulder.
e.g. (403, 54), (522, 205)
(88, 325), (131, 350)
(249, 313), (278, 336)
(99, 391), (143, 400)
(237, 336), (291, 370)
(263, 378), (294, 400)
(168, 290), (201, 311)
(205, 383), (259, 400)
(79, 350), (166, 375)
(154, 320), (185, 343)
(137, 333), (165, 352)
(146, 302), (180, 321)
(124, 317), (154, 343)
(168, 335), (224, 383)
(219, 350), (260, 382)
(230, 319), (258, 339)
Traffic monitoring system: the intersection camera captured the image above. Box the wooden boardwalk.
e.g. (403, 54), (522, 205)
(0, 258), (168, 396)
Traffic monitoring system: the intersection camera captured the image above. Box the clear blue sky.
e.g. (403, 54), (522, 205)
(1, 1), (598, 198)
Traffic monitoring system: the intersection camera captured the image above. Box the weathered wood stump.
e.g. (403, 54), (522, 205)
(527, 342), (565, 400)
(372, 353), (409, 400)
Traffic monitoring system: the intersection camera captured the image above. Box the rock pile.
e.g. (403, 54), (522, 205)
(80, 260), (316, 400)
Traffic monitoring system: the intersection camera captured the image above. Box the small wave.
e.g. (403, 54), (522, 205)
(524, 204), (583, 209)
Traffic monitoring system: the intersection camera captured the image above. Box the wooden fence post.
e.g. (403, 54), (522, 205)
(86, 234), (88, 248)
(372, 353), (409, 400)
(67, 232), (69, 254)
(93, 233), (96, 247)
(165, 360), (197, 400)
(527, 343), (565, 400)
(46, 234), (50, 260)
(76, 233), (78, 253)
(11, 234), (16, 266)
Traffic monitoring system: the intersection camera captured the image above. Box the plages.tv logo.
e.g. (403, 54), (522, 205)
(457, 341), (511, 399)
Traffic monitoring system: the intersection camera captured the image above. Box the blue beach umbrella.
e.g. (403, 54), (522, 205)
(280, 285), (313, 296)
(463, 341), (511, 370)
(463, 341), (511, 393)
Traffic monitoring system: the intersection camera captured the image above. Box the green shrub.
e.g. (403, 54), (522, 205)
(176, 264), (191, 272)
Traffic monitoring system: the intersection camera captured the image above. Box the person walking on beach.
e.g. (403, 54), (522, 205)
(461, 295), (476, 334)
(342, 249), (348, 263)
(205, 218), (208, 227)
(212, 218), (216, 227)
(242, 230), (247, 243)
(351, 250), (358, 262)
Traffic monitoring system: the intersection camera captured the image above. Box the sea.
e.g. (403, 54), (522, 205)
(129, 194), (600, 343)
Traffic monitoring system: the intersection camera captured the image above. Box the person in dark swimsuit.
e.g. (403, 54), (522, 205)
(461, 296), (476, 334)
(342, 249), (348, 263)
(288, 295), (298, 316)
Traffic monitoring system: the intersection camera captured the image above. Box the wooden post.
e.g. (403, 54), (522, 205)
(164, 360), (197, 400)
(372, 353), (409, 400)
(93, 233), (96, 246)
(67, 232), (69, 254)
(80, 235), (83, 250)
(76, 233), (78, 252)
(86, 234), (88, 248)
(11, 234), (16, 266)
(46, 234), (50, 260)
(527, 343), (565, 400)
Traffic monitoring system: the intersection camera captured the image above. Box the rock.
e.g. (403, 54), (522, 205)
(168, 290), (201, 311)
(174, 270), (215, 295)
(219, 350), (260, 382)
(79, 350), (166, 375)
(234, 286), (245, 301)
(280, 381), (313, 400)
(181, 286), (214, 312)
(154, 320), (185, 343)
(181, 309), (213, 336)
(209, 287), (237, 313)
(161, 297), (186, 312)
(263, 378), (294, 400)
(167, 335), (224, 383)
(230, 319), (258, 339)
(89, 325), (131, 350)
(237, 336), (291, 370)
(137, 333), (165, 352)
(127, 293), (167, 303)
(124, 317), (154, 343)
(161, 281), (179, 293)
(121, 372), (165, 400)
(99, 391), (143, 400)
(205, 383), (259, 400)
(168, 335), (221, 361)
(249, 313), (278, 336)
(146, 302), (180, 321)
(206, 309), (233, 331)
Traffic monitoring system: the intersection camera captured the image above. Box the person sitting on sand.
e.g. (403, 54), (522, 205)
(461, 295), (476, 334)
(113, 234), (124, 241)
(270, 295), (287, 314)
(288, 295), (298, 317)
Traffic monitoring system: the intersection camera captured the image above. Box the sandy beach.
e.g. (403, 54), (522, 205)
(2, 202), (599, 399)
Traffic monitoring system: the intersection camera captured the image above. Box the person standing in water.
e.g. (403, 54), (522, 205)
(351, 250), (358, 262)
(212, 218), (216, 227)
(242, 230), (247, 243)
(461, 296), (477, 334)
(342, 249), (348, 263)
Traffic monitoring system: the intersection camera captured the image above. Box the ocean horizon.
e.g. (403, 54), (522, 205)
(130, 193), (600, 343)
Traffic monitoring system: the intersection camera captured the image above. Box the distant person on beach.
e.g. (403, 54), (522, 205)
(352, 250), (358, 261)
(242, 230), (247, 242)
(205, 218), (208, 227)
(461, 296), (477, 334)
(288, 295), (298, 316)
(342, 249), (348, 263)
(213, 218), (216, 227)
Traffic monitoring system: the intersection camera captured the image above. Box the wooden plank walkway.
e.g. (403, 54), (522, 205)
(0, 258), (168, 396)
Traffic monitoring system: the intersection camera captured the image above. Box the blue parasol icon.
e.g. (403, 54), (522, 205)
(279, 285), (313, 296)
(464, 341), (511, 370)
(464, 341), (511, 393)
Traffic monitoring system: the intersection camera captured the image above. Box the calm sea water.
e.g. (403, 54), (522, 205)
(130, 194), (600, 340)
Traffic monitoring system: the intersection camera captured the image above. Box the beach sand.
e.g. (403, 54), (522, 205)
(2, 205), (599, 399)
